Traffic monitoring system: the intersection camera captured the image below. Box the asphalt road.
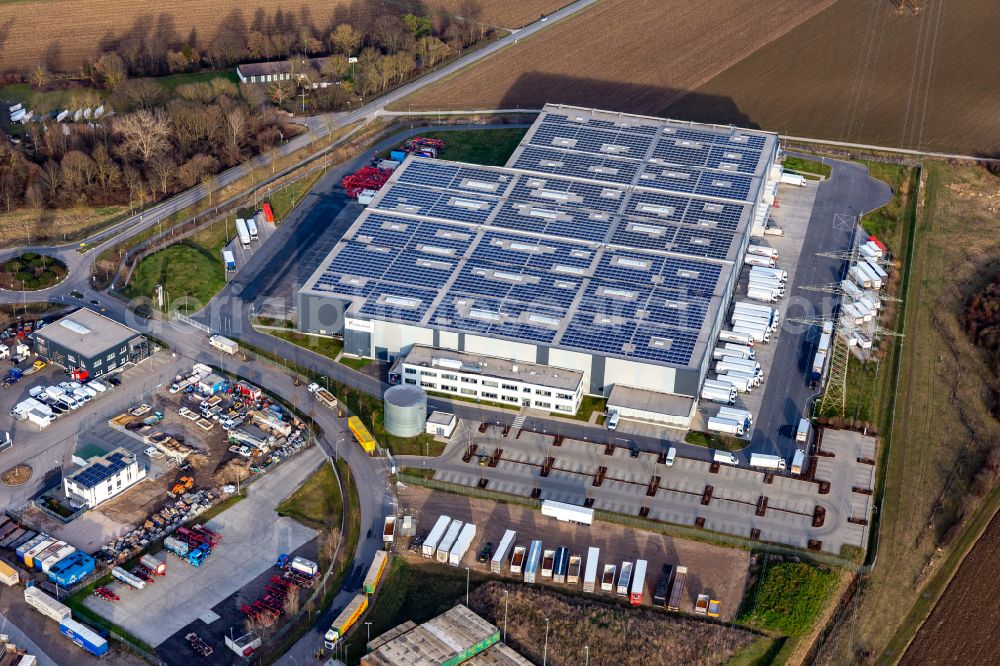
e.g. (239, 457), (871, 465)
(748, 156), (892, 459)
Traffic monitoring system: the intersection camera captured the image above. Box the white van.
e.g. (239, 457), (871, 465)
(665, 447), (676, 467)
(607, 411), (620, 431)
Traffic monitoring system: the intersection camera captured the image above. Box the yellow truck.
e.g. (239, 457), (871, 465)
(348, 416), (376, 455)
(324, 593), (368, 649)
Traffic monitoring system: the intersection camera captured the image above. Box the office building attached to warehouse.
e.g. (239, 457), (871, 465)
(298, 104), (779, 426)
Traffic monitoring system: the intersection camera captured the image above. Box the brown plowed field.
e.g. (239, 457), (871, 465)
(0, 0), (562, 72)
(900, 509), (1000, 665)
(397, 0), (837, 116)
(667, 0), (1000, 154)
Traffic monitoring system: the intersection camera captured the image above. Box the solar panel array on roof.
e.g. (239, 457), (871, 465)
(301, 105), (777, 370)
(70, 451), (131, 489)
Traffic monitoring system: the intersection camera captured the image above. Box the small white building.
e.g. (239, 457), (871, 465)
(425, 411), (457, 438)
(606, 384), (697, 428)
(63, 448), (146, 509)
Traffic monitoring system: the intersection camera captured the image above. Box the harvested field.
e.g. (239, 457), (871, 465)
(396, 0), (837, 116)
(0, 0), (559, 72)
(668, 0), (1000, 154)
(812, 162), (1000, 663)
(470, 582), (756, 666)
(900, 508), (1000, 665)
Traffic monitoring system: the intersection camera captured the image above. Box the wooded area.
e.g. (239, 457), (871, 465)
(0, 4), (498, 216)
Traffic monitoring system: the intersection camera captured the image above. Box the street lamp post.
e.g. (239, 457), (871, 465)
(365, 621), (372, 644)
(465, 566), (470, 606)
(585, 645), (589, 666)
(543, 618), (549, 666)
(503, 590), (509, 642)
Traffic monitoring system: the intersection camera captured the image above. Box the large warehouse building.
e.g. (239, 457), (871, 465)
(298, 104), (779, 425)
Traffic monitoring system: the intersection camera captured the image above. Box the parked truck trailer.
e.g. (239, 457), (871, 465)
(552, 547), (569, 584)
(491, 530), (516, 574)
(422, 516), (451, 558)
(616, 561), (633, 596)
(749, 453), (786, 470)
(666, 566), (688, 611)
(629, 559), (647, 606)
(523, 541), (543, 584)
(583, 547), (600, 593)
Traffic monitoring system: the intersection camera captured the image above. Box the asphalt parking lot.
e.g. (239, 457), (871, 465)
(84, 446), (322, 647)
(403, 423), (875, 554)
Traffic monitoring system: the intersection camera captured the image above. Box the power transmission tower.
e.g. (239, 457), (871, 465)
(819, 335), (850, 416)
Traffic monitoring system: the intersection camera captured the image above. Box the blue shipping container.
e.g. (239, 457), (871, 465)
(60, 618), (109, 657)
(390, 150), (407, 162)
(48, 551), (95, 587)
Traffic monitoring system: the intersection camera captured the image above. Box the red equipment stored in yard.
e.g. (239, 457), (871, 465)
(404, 136), (445, 152)
(342, 167), (392, 198)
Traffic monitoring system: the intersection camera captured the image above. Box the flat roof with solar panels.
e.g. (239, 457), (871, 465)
(299, 104), (778, 402)
(65, 448), (136, 489)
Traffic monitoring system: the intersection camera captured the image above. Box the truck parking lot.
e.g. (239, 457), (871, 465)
(402, 422), (874, 555)
(398, 484), (750, 621)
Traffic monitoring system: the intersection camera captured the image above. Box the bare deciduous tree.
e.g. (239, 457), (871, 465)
(94, 52), (128, 90)
(113, 109), (171, 163)
(330, 24), (361, 56)
(147, 155), (175, 195)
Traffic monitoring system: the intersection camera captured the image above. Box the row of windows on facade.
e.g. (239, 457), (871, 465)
(404, 377), (573, 412)
(65, 346), (127, 369)
(403, 367), (573, 400)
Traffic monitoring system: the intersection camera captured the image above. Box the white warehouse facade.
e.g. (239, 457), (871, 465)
(298, 105), (779, 425)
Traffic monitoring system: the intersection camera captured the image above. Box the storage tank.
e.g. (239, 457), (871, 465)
(383, 385), (427, 437)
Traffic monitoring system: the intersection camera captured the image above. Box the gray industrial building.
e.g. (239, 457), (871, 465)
(33, 309), (149, 376)
(298, 104), (779, 425)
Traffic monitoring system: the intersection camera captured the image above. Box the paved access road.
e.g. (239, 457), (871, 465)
(749, 156), (892, 459)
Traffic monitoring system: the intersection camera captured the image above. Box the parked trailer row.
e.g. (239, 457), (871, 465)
(491, 530), (516, 574)
(701, 379), (737, 404)
(61, 618), (109, 657)
(24, 585), (71, 623)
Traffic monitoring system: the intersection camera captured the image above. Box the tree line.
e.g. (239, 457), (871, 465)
(0, 78), (285, 213)
(0, 2), (498, 214)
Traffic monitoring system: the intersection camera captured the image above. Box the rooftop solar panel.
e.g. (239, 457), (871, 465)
(301, 104), (777, 370)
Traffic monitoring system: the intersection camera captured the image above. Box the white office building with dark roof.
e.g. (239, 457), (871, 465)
(298, 104), (780, 425)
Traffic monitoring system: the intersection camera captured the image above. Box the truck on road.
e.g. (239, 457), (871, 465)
(791, 449), (806, 475)
(324, 594), (368, 650)
(383, 516), (396, 544)
(223, 250), (236, 272)
(749, 453), (786, 470)
(713, 450), (739, 466)
(208, 334), (239, 355)
(309, 385), (338, 409)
